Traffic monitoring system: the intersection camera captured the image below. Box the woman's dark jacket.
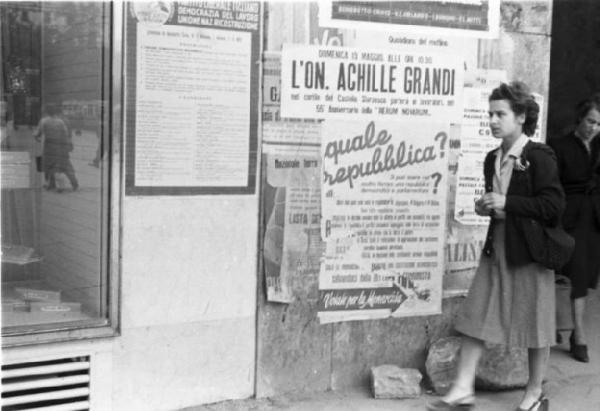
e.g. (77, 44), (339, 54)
(548, 132), (600, 230)
(482, 140), (566, 267)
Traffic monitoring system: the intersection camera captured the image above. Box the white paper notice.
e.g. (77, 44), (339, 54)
(455, 87), (545, 225)
(135, 25), (251, 186)
(318, 120), (449, 323)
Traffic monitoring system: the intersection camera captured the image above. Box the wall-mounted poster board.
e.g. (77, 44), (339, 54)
(125, 2), (261, 195)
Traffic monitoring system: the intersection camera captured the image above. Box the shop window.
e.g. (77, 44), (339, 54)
(1, 2), (120, 345)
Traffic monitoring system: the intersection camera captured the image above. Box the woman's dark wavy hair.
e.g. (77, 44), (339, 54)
(489, 81), (539, 137)
(575, 92), (600, 124)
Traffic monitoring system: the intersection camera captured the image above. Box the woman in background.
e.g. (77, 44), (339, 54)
(548, 93), (600, 363)
(34, 104), (78, 192)
(427, 81), (563, 411)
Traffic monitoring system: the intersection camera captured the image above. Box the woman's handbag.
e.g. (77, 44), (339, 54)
(519, 145), (575, 270)
(521, 218), (575, 270)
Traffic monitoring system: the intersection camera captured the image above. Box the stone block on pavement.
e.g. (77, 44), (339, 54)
(425, 336), (462, 395)
(371, 365), (422, 399)
(425, 337), (528, 394)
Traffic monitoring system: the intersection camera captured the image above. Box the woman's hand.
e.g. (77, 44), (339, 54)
(475, 193), (506, 216)
(480, 192), (506, 213)
(474, 196), (491, 216)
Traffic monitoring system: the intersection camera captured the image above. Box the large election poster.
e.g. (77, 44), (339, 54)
(125, 2), (261, 195)
(318, 120), (450, 323)
(280, 44), (464, 122)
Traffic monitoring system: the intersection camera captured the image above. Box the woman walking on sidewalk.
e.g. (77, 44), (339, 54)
(548, 93), (600, 363)
(427, 82), (564, 411)
(34, 104), (79, 192)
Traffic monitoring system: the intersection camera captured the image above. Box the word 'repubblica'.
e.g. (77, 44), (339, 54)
(323, 121), (441, 188)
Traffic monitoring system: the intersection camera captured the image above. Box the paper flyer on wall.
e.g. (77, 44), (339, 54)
(280, 44), (464, 122)
(317, 120), (450, 323)
(436, 124), (486, 296)
(454, 87), (545, 225)
(261, 119), (324, 302)
(263, 52), (282, 123)
(263, 151), (324, 303)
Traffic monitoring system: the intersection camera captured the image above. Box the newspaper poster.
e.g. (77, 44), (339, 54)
(126, 1), (261, 195)
(318, 120), (450, 323)
(262, 122), (323, 302)
(318, 0), (500, 39)
(280, 44), (464, 122)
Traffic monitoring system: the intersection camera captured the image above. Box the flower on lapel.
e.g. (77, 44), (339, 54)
(513, 155), (530, 171)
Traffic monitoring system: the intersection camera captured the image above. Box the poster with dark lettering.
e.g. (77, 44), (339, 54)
(319, 0), (500, 39)
(318, 120), (449, 322)
(125, 1), (261, 195)
(262, 122), (323, 302)
(263, 152), (324, 303)
(280, 44), (464, 122)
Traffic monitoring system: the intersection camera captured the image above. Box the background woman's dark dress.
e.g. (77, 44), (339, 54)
(549, 132), (600, 298)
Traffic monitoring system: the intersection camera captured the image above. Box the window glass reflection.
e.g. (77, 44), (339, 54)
(1, 2), (110, 331)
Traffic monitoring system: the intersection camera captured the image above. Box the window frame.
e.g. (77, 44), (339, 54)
(2, 1), (123, 348)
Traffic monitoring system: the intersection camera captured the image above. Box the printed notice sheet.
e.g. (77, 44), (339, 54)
(135, 24), (251, 187)
(318, 120), (450, 323)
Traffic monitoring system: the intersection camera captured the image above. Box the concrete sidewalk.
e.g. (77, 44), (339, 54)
(189, 289), (600, 411)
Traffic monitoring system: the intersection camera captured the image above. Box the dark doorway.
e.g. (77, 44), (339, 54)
(547, 0), (600, 140)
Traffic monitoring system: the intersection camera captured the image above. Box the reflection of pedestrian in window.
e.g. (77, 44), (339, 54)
(89, 122), (103, 168)
(34, 104), (79, 192)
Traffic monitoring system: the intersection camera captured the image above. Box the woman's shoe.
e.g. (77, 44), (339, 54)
(570, 332), (590, 362)
(426, 394), (475, 411)
(572, 343), (590, 362)
(516, 394), (549, 411)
